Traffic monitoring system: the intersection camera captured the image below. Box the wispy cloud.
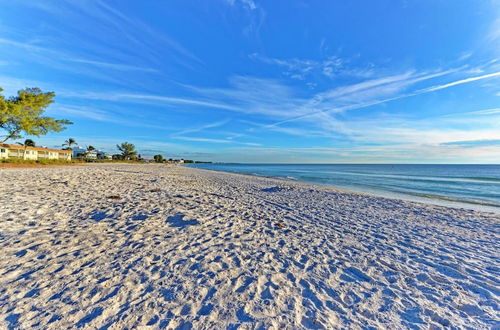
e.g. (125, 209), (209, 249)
(50, 66), (497, 140)
(172, 120), (230, 136)
(117, 94), (240, 111)
(223, 0), (266, 38)
(442, 139), (500, 148)
(250, 53), (346, 80)
(65, 58), (159, 73)
(447, 107), (500, 116)
(57, 91), (242, 112)
(0, 37), (158, 74)
(173, 135), (260, 146)
(225, 0), (258, 11)
(423, 71), (500, 92)
(263, 68), (499, 130)
(47, 104), (177, 131)
(226, 143), (500, 163)
(0, 38), (134, 85)
(93, 0), (202, 65)
(174, 136), (232, 143)
(0, 1), (202, 85)
(51, 105), (112, 122)
(488, 17), (500, 42)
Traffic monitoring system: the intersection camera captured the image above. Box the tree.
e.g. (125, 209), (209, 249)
(19, 139), (35, 147)
(153, 154), (164, 163)
(0, 87), (72, 143)
(117, 142), (137, 160)
(17, 138), (36, 159)
(87, 145), (95, 151)
(62, 138), (77, 150)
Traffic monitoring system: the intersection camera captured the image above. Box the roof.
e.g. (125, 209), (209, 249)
(0, 143), (72, 153)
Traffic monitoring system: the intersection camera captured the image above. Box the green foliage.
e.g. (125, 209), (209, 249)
(116, 142), (137, 160)
(87, 145), (95, 151)
(153, 154), (164, 163)
(19, 139), (35, 147)
(62, 138), (77, 150)
(0, 87), (73, 143)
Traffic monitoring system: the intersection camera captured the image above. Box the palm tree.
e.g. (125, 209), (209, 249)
(17, 139), (36, 159)
(62, 138), (77, 150)
(18, 139), (35, 147)
(117, 142), (137, 160)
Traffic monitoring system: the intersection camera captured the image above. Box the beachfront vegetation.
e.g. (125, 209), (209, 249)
(19, 139), (36, 147)
(62, 138), (77, 150)
(153, 154), (164, 163)
(116, 142), (137, 160)
(0, 87), (72, 143)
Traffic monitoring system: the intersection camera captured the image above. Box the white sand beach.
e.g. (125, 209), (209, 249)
(0, 164), (498, 329)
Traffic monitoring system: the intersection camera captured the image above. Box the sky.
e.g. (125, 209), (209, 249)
(0, 0), (499, 163)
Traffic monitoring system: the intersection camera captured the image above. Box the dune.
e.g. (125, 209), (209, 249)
(0, 164), (498, 329)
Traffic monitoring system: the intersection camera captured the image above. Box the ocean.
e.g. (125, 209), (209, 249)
(188, 164), (500, 213)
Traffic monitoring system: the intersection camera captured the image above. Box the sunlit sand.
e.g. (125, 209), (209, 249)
(0, 164), (498, 328)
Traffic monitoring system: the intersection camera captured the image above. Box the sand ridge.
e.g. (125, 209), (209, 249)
(0, 164), (498, 329)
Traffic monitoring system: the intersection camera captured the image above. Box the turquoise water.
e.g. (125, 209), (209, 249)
(188, 164), (500, 213)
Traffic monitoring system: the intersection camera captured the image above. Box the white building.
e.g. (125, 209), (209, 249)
(0, 144), (72, 161)
(96, 150), (112, 160)
(72, 147), (97, 160)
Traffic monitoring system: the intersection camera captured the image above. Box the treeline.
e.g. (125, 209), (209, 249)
(152, 155), (211, 164)
(0, 87), (210, 164)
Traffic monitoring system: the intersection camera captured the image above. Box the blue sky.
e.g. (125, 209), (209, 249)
(0, 0), (499, 163)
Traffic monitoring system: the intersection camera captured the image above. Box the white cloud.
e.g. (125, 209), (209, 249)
(423, 71), (500, 92)
(46, 104), (175, 130)
(488, 17), (500, 42)
(224, 0), (257, 10)
(174, 136), (232, 143)
(455, 107), (500, 116)
(65, 58), (159, 73)
(250, 53), (345, 80)
(172, 120), (230, 136)
(173, 136), (260, 146)
(225, 143), (500, 163)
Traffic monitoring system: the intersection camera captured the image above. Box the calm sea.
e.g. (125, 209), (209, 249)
(188, 164), (500, 213)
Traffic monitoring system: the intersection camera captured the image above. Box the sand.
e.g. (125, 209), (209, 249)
(0, 163), (82, 169)
(0, 163), (498, 329)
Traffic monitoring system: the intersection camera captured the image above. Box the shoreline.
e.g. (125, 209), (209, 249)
(186, 164), (500, 214)
(0, 164), (498, 328)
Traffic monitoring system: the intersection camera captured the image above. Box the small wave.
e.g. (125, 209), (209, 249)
(320, 171), (500, 185)
(407, 192), (500, 207)
(461, 176), (500, 183)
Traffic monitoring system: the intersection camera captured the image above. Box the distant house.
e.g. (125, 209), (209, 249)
(96, 150), (112, 160)
(0, 144), (72, 161)
(72, 147), (97, 160)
